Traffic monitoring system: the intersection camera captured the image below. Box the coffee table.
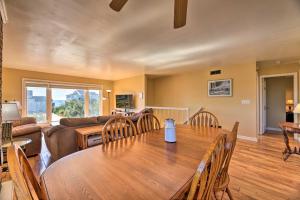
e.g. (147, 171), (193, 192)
(2, 137), (32, 148)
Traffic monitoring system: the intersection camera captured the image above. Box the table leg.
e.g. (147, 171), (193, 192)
(282, 129), (292, 161)
(84, 136), (87, 149)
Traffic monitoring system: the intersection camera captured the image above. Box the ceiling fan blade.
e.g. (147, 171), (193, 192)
(174, 0), (188, 29)
(109, 0), (128, 12)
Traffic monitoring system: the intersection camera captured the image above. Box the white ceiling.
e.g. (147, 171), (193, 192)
(3, 0), (300, 80)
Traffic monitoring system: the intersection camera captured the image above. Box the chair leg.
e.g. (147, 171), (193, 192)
(220, 190), (225, 200)
(226, 187), (234, 200)
(212, 191), (218, 200)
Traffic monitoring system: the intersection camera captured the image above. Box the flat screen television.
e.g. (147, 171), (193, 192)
(116, 94), (134, 109)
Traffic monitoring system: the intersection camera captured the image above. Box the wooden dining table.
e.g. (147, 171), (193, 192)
(41, 125), (227, 200)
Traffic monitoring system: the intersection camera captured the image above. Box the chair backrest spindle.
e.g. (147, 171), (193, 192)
(137, 113), (161, 134)
(190, 111), (219, 128)
(102, 115), (137, 144)
(187, 134), (227, 200)
(216, 122), (239, 186)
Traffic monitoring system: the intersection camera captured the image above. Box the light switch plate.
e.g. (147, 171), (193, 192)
(138, 92), (144, 99)
(241, 99), (251, 105)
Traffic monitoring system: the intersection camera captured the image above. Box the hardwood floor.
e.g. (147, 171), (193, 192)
(227, 133), (300, 200)
(4, 133), (300, 199)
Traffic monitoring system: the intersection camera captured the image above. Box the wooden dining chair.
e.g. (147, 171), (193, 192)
(102, 115), (137, 144)
(214, 122), (239, 200)
(187, 134), (227, 200)
(184, 107), (204, 125)
(7, 144), (45, 200)
(189, 110), (219, 128)
(137, 113), (161, 134)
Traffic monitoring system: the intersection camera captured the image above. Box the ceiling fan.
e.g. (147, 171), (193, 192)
(109, 0), (188, 29)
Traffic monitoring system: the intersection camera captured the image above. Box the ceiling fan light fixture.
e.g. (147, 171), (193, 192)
(174, 0), (188, 29)
(109, 0), (189, 29)
(109, 0), (128, 12)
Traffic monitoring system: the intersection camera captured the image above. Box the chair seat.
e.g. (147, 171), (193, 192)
(214, 173), (230, 192)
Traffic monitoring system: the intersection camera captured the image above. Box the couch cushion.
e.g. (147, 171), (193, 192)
(130, 108), (154, 122)
(12, 124), (42, 137)
(42, 125), (64, 137)
(130, 113), (142, 123)
(97, 115), (114, 124)
(60, 117), (98, 127)
(13, 117), (37, 127)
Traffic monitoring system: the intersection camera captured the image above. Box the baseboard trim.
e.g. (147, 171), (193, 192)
(237, 135), (258, 142)
(266, 127), (281, 132)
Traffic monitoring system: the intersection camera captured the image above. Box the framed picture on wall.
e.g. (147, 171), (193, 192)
(208, 79), (232, 97)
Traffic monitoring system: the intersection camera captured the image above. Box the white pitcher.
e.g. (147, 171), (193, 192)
(165, 119), (176, 143)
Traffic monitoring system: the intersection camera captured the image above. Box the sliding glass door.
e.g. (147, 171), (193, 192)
(24, 80), (103, 124)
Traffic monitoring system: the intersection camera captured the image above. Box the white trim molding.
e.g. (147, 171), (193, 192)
(0, 0), (8, 23)
(237, 135), (258, 142)
(145, 106), (189, 111)
(259, 72), (298, 134)
(22, 78), (103, 123)
(266, 127), (281, 132)
(22, 78), (103, 89)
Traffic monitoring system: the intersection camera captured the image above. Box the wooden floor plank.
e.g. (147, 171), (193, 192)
(3, 132), (300, 199)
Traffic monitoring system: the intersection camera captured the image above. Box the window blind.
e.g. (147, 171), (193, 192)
(23, 79), (102, 90)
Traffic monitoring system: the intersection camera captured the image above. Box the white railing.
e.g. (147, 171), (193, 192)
(145, 106), (190, 126)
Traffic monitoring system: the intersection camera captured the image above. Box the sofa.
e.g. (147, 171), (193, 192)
(43, 116), (109, 161)
(12, 117), (43, 157)
(43, 108), (153, 161)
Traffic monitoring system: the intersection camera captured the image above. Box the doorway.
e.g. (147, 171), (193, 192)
(259, 73), (298, 134)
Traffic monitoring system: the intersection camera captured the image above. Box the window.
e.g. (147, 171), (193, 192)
(23, 80), (103, 123)
(89, 90), (100, 117)
(26, 87), (47, 122)
(52, 88), (85, 124)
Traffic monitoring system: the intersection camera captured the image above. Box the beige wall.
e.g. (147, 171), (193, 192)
(145, 76), (155, 106)
(266, 77), (293, 129)
(258, 63), (300, 76)
(3, 68), (114, 115)
(6, 62), (300, 138)
(113, 75), (146, 111)
(148, 63), (257, 138)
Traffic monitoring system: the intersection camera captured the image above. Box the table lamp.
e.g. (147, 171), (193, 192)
(1, 103), (21, 190)
(9, 100), (22, 111)
(2, 103), (21, 142)
(286, 99), (294, 112)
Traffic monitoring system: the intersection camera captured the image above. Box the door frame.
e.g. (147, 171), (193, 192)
(259, 72), (298, 134)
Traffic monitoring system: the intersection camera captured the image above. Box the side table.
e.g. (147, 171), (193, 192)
(75, 125), (104, 150)
(279, 122), (300, 161)
(1, 138), (32, 171)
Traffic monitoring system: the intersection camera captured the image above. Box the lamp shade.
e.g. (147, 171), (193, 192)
(9, 100), (22, 109)
(286, 99), (294, 105)
(294, 104), (300, 114)
(2, 103), (21, 121)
